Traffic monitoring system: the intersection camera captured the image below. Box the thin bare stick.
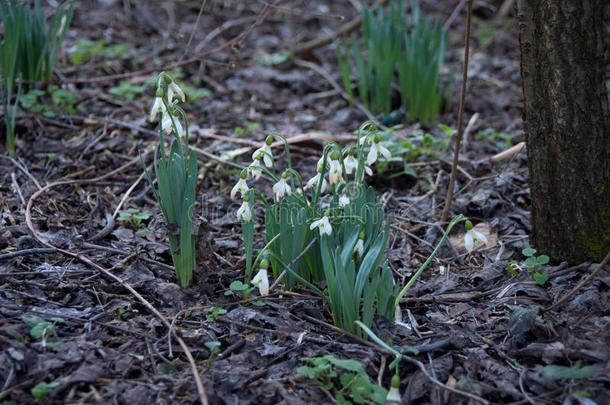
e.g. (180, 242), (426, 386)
(544, 250), (610, 312)
(269, 235), (318, 291)
(440, 0), (473, 223)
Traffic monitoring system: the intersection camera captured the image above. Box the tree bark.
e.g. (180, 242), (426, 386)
(516, 0), (609, 263)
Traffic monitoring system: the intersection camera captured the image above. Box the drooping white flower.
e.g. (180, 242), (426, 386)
(328, 156), (343, 185)
(310, 215), (332, 236)
(272, 174), (291, 200)
(167, 80), (186, 103)
(251, 268), (269, 296)
(344, 154), (358, 175)
(386, 375), (402, 405)
(149, 96), (165, 122)
(231, 174), (249, 199)
(252, 136), (274, 168)
(248, 157), (263, 180)
(305, 172), (328, 194)
(354, 238), (364, 259)
(236, 200), (252, 222)
(161, 114), (185, 138)
(366, 140), (392, 165)
(464, 220), (488, 253)
(339, 194), (350, 207)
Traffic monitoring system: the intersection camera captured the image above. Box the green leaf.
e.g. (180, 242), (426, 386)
(533, 272), (548, 285)
(229, 280), (248, 291)
(542, 365), (596, 379)
(536, 255), (550, 265)
(522, 247), (536, 257)
(297, 365), (321, 379)
(524, 257), (538, 267)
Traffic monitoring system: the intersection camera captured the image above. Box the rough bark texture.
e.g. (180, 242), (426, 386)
(516, 0), (609, 263)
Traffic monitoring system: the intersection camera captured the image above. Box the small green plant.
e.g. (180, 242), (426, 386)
(68, 38), (131, 65)
(142, 72), (198, 288)
(0, 0), (73, 155)
(297, 355), (387, 404)
(117, 208), (152, 230)
(542, 362), (596, 380)
(234, 120), (260, 136)
(398, 1), (446, 122)
(474, 128), (515, 149)
(31, 381), (60, 404)
(109, 80), (147, 100)
(204, 306), (227, 322)
(21, 315), (64, 351)
(336, 0), (446, 121)
(507, 248), (550, 285)
(224, 280), (255, 299)
(19, 86), (82, 117)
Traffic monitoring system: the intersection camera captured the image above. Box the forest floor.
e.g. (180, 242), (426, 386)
(1, 1), (609, 404)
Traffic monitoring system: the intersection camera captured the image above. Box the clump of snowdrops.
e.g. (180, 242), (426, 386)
(143, 72), (197, 288)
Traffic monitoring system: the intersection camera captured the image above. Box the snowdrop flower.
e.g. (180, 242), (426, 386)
(251, 259), (270, 296)
(328, 151), (343, 185)
(367, 135), (391, 165)
(248, 156), (263, 180)
(344, 152), (358, 175)
(339, 194), (350, 207)
(354, 231), (365, 259)
(149, 88), (166, 122)
(386, 375), (401, 405)
(310, 213), (332, 236)
(464, 220), (488, 253)
(236, 195), (252, 222)
(167, 80), (186, 103)
(272, 171), (291, 200)
(252, 135), (274, 168)
(305, 170), (328, 194)
(161, 113), (185, 138)
(231, 170), (249, 199)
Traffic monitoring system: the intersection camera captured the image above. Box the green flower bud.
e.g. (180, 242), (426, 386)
(391, 374), (400, 388)
(243, 194), (250, 202)
(265, 135), (273, 145)
(163, 73), (172, 84)
(465, 220), (473, 231)
(348, 148), (355, 156)
(260, 258), (269, 269)
(373, 134), (382, 143)
(282, 171), (288, 179)
(155, 87), (165, 98)
(240, 169), (248, 179)
(331, 150), (339, 160)
(359, 231), (365, 240)
(324, 209), (330, 217)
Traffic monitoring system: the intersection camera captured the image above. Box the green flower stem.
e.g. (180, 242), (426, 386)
(393, 215), (466, 308)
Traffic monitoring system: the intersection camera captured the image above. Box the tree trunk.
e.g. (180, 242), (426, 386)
(516, 0), (609, 263)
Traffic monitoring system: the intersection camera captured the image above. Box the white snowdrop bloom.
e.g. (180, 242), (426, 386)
(248, 158), (263, 180)
(272, 175), (291, 200)
(251, 268), (269, 296)
(344, 154), (358, 175)
(252, 143), (273, 168)
(366, 141), (392, 165)
(161, 114), (184, 138)
(236, 200), (252, 222)
(310, 215), (332, 236)
(167, 80), (186, 103)
(354, 238), (364, 259)
(231, 177), (249, 199)
(386, 375), (402, 405)
(305, 172), (328, 194)
(328, 157), (343, 185)
(339, 194), (350, 207)
(464, 228), (488, 253)
(149, 96), (165, 122)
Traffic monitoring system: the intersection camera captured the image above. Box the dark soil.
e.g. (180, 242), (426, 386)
(1, 1), (608, 404)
